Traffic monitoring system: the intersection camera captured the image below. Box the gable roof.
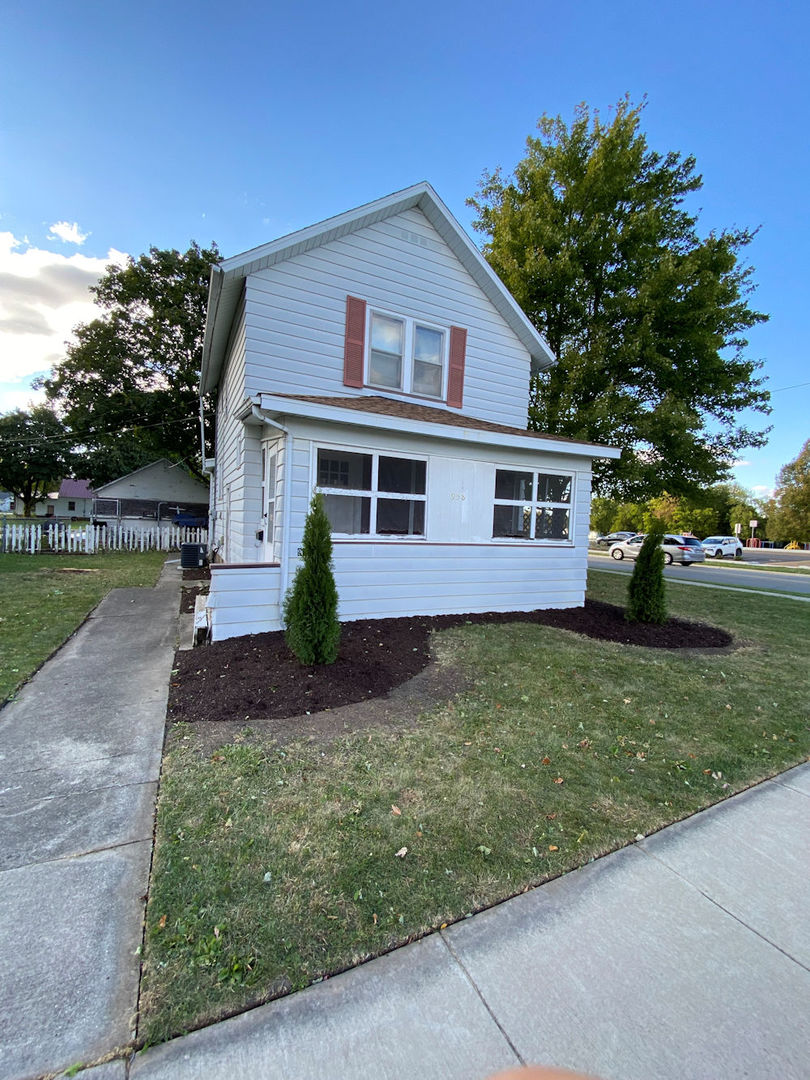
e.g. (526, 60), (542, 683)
(93, 459), (208, 495)
(58, 478), (93, 499)
(201, 182), (555, 395)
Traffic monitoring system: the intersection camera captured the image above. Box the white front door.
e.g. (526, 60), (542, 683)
(260, 444), (278, 563)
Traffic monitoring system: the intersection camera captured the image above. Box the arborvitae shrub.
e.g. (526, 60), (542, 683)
(283, 492), (340, 664)
(626, 526), (667, 624)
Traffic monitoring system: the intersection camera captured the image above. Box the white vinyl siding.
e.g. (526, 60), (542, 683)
(242, 207), (532, 427)
(208, 565), (282, 640)
(211, 297), (250, 561)
(207, 415), (594, 639)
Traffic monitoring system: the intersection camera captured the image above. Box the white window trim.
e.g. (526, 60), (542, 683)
(313, 444), (428, 540)
(366, 306), (448, 402)
(492, 467), (575, 545)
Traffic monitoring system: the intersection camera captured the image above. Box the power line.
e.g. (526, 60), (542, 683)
(769, 380), (810, 393)
(0, 413), (198, 450)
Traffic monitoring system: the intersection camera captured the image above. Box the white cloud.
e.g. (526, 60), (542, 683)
(0, 385), (46, 414)
(751, 484), (774, 499)
(732, 459), (752, 468)
(0, 230), (128, 386)
(48, 220), (90, 245)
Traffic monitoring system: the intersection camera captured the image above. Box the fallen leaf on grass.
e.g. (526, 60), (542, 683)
(391, 805), (402, 816)
(541, 756), (551, 765)
(548, 845), (559, 852)
(553, 777), (564, 785)
(158, 914), (167, 929)
(394, 847), (408, 858)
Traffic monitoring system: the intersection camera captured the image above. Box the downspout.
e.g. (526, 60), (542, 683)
(198, 396), (207, 466)
(251, 406), (294, 599)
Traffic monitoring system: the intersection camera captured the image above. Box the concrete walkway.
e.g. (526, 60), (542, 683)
(1, 565), (808, 1080)
(0, 559), (183, 1080)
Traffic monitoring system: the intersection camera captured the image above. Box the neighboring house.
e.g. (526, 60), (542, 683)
(0, 491), (13, 513)
(14, 478), (94, 518)
(92, 460), (209, 525)
(201, 181), (620, 641)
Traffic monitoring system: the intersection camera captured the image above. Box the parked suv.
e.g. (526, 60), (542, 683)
(608, 533), (706, 566)
(701, 536), (743, 559)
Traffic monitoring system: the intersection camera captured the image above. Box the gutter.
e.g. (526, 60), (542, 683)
(200, 265), (225, 396)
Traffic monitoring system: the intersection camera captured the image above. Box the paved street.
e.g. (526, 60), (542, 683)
(589, 553), (810, 597)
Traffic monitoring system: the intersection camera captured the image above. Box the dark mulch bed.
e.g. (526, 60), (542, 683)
(180, 585), (208, 615)
(168, 600), (732, 726)
(182, 566), (211, 582)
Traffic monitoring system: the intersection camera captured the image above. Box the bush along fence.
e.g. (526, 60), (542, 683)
(1, 521), (209, 555)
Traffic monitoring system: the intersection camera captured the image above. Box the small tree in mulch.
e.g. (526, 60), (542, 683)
(626, 525), (667, 624)
(283, 492), (340, 664)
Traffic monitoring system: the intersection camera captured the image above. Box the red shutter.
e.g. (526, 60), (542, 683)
(447, 326), (467, 408)
(343, 296), (366, 388)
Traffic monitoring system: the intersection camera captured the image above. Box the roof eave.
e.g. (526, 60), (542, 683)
(251, 395), (621, 460)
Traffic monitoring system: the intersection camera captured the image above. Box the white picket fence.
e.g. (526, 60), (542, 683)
(1, 521), (208, 555)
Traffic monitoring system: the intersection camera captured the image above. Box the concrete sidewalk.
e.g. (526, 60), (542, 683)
(130, 762), (810, 1080)
(0, 559), (183, 1080)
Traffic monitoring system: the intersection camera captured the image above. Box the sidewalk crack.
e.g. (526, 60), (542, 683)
(637, 845), (810, 974)
(439, 929), (525, 1066)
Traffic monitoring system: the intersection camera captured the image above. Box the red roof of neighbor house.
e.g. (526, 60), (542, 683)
(58, 478), (93, 499)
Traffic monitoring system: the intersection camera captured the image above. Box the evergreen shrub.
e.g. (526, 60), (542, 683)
(283, 492), (340, 664)
(626, 525), (667, 624)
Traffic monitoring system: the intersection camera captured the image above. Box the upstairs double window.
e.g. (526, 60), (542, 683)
(493, 469), (573, 542)
(344, 296), (467, 408)
(316, 448), (427, 538)
(369, 312), (445, 399)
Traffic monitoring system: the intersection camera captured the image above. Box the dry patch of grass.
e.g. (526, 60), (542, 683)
(140, 571), (809, 1044)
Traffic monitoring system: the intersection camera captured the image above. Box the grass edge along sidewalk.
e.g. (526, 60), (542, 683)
(0, 550), (168, 704)
(139, 570), (809, 1046)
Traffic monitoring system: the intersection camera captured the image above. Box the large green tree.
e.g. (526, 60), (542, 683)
(767, 440), (810, 543)
(469, 98), (770, 498)
(0, 407), (76, 516)
(40, 242), (219, 486)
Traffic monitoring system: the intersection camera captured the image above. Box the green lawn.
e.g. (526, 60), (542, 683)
(140, 571), (809, 1045)
(0, 550), (168, 702)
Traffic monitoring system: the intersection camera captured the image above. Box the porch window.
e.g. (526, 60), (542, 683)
(316, 449), (426, 537)
(492, 469), (572, 542)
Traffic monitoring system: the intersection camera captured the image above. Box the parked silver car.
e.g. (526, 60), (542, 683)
(608, 533), (706, 566)
(701, 535), (744, 558)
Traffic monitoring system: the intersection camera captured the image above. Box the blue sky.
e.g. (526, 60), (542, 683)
(1, 0), (807, 497)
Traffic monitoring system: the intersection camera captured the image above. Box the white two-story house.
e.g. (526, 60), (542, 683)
(200, 182), (620, 641)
